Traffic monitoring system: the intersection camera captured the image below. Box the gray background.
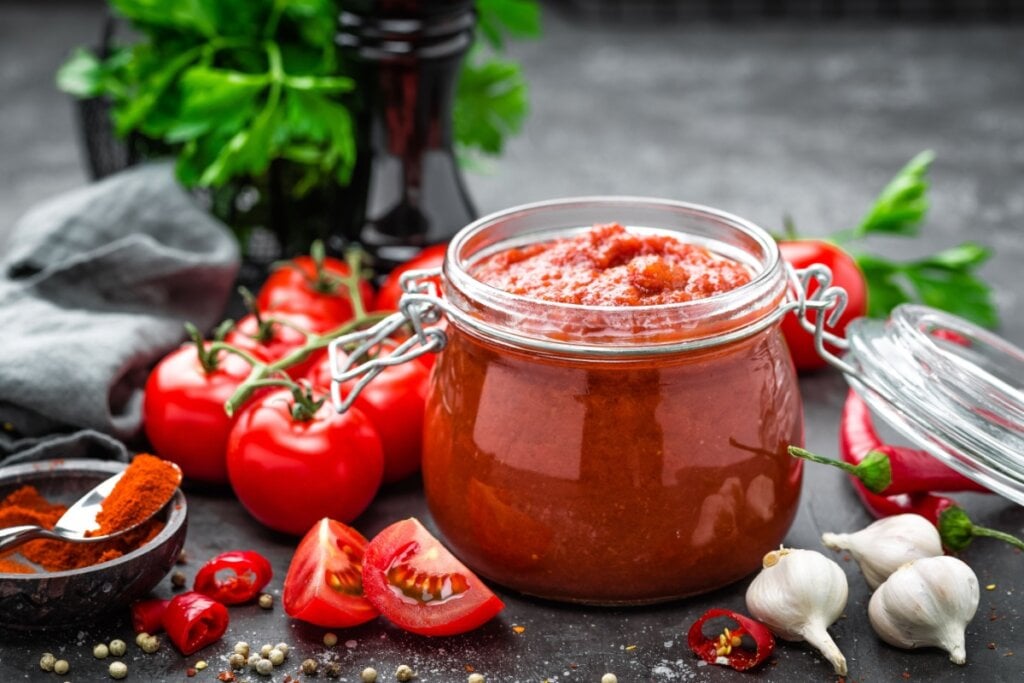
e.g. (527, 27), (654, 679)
(1, 2), (1022, 681)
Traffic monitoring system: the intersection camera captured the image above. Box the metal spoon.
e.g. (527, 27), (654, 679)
(0, 465), (182, 556)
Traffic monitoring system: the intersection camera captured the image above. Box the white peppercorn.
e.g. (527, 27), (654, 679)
(93, 643), (110, 659)
(109, 661), (128, 679)
(54, 660), (69, 675)
(109, 639), (127, 657)
(256, 658), (274, 676)
(395, 664), (415, 682)
(40, 653), (56, 672)
(361, 667), (378, 682)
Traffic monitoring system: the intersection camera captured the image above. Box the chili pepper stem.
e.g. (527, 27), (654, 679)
(938, 505), (1024, 552)
(788, 445), (892, 494)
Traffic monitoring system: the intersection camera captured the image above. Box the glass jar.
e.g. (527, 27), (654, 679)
(419, 197), (804, 605)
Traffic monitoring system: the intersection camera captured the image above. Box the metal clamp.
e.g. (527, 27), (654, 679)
(781, 262), (856, 375)
(328, 268), (450, 413)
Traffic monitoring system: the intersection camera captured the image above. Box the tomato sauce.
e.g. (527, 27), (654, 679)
(472, 223), (752, 306)
(422, 214), (803, 604)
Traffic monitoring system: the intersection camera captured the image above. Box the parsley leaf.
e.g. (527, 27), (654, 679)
(455, 54), (529, 156)
(852, 150), (934, 239)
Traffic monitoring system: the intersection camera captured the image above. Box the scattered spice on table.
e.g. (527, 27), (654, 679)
(0, 454), (180, 572)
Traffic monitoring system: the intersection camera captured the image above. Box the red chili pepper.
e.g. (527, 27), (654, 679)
(193, 550), (273, 605)
(840, 389), (987, 494)
(163, 592), (230, 656)
(130, 597), (169, 634)
(687, 608), (775, 671)
(840, 389), (956, 524)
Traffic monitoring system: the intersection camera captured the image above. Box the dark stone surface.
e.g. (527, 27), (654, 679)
(1, 2), (1022, 681)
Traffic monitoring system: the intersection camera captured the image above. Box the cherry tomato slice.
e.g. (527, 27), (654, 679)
(778, 239), (867, 372)
(258, 255), (374, 329)
(193, 550), (273, 605)
(362, 518), (504, 636)
(130, 597), (169, 634)
(283, 518), (379, 628)
(687, 608), (775, 671)
(375, 244), (446, 312)
(162, 592), (229, 656)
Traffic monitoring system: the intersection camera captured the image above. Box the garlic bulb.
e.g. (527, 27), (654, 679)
(868, 555), (979, 665)
(745, 548), (849, 676)
(822, 513), (943, 589)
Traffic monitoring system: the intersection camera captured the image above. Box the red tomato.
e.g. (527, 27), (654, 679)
(375, 244), (447, 312)
(778, 240), (867, 372)
(306, 343), (430, 484)
(258, 255), (374, 329)
(162, 592), (229, 656)
(143, 343), (264, 484)
(362, 518), (504, 636)
(225, 311), (322, 378)
(283, 518), (379, 628)
(193, 550), (273, 605)
(226, 389), (384, 535)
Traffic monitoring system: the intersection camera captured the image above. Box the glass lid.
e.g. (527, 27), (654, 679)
(841, 304), (1024, 505)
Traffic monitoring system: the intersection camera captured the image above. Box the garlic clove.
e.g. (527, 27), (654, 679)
(868, 555), (980, 665)
(745, 548), (849, 676)
(822, 513), (942, 589)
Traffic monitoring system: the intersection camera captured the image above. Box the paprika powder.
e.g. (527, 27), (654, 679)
(0, 454), (179, 573)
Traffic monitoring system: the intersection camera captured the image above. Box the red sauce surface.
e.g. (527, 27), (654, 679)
(471, 223), (752, 306)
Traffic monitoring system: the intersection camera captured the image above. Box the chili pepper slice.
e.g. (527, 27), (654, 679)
(163, 592), (229, 655)
(687, 608), (775, 671)
(193, 550), (273, 604)
(130, 597), (169, 634)
(840, 389), (956, 525)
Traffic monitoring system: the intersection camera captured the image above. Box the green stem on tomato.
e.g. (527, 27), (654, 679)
(788, 446), (893, 494)
(343, 248), (369, 319)
(938, 505), (1024, 553)
(205, 341), (265, 368)
(223, 311), (392, 416)
(185, 322), (219, 374)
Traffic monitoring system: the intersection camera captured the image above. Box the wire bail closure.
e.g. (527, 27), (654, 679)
(782, 262), (856, 375)
(328, 267), (448, 413)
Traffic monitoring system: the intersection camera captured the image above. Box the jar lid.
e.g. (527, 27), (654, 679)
(841, 305), (1024, 505)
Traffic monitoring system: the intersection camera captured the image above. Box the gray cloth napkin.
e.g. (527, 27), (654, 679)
(0, 162), (239, 467)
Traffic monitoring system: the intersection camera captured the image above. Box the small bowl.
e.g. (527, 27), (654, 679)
(0, 458), (187, 631)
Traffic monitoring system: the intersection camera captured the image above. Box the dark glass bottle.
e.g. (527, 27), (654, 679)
(338, 0), (478, 268)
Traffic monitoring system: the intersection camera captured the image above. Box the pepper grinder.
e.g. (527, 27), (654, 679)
(338, 0), (478, 268)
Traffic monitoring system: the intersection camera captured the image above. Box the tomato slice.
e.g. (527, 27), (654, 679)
(283, 518), (379, 628)
(362, 518), (504, 636)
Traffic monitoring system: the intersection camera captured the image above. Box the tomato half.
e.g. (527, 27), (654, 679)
(226, 390), (384, 535)
(375, 244), (446, 312)
(778, 239), (867, 372)
(258, 255), (374, 329)
(283, 518), (379, 628)
(362, 518), (504, 636)
(143, 343), (264, 484)
(306, 343), (430, 483)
